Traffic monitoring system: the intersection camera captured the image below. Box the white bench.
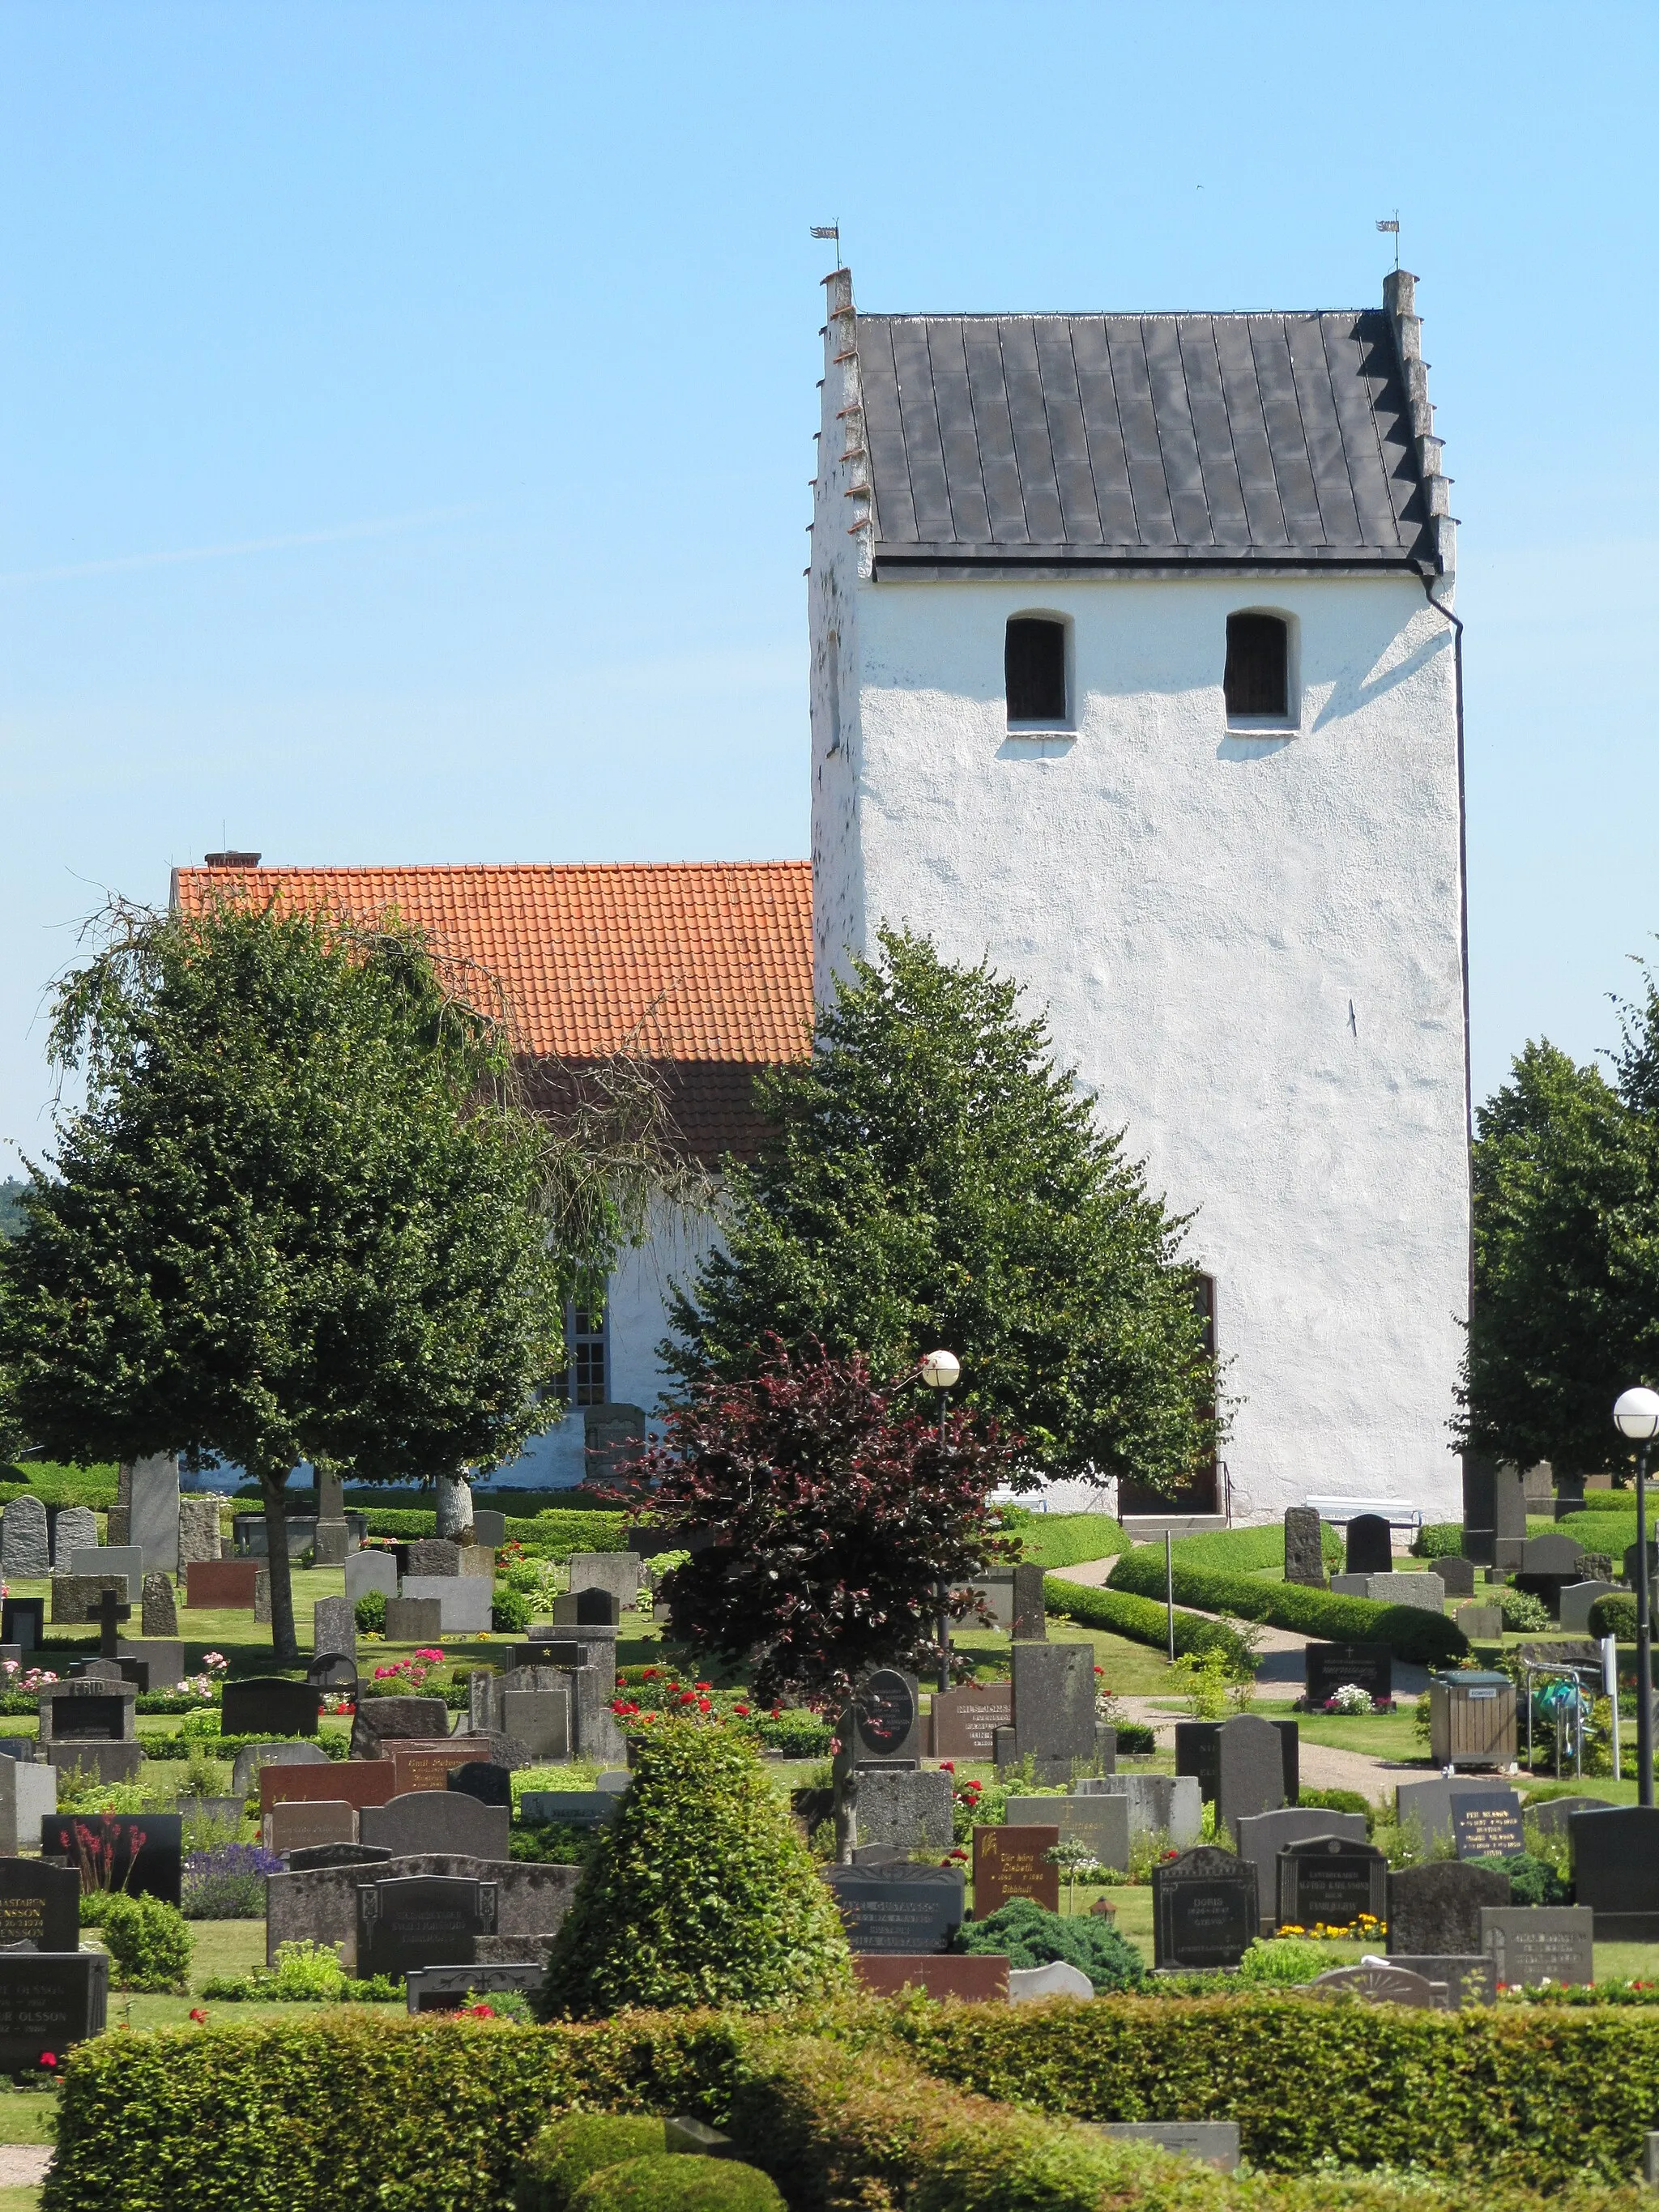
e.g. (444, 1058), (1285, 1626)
(1304, 1495), (1423, 1532)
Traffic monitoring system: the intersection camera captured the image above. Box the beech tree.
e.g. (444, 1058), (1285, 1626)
(0, 894), (664, 1662)
(630, 1336), (1017, 1703)
(667, 927), (1218, 1491)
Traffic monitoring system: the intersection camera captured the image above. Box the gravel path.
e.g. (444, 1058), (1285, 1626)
(0, 2146), (52, 2185)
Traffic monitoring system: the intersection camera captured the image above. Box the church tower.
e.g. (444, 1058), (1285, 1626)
(807, 268), (1468, 1524)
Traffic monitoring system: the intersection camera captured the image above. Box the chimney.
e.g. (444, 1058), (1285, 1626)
(203, 851), (262, 867)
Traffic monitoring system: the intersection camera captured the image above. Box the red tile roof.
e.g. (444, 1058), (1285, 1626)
(170, 861), (815, 1163)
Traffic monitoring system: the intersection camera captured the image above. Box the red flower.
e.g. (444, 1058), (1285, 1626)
(733, 1703), (750, 1717)
(939, 1761), (955, 1773)
(464, 2002), (496, 2018)
(642, 1668), (659, 1680)
(40, 2053), (55, 2068)
(697, 1697), (712, 1711)
(189, 2009), (207, 2024)
(678, 1690), (697, 1705)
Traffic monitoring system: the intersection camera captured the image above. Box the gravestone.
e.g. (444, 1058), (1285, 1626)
(0, 1760), (57, 1856)
(186, 1559), (261, 1610)
(0, 1497), (49, 1579)
(139, 1573), (177, 1637)
(1514, 1534), (1586, 1617)
(851, 1768), (953, 1852)
(49, 1573), (126, 1628)
(851, 1954), (1009, 2001)
(1081, 1772), (1202, 1846)
(1152, 1846), (1257, 1969)
(37, 1681), (135, 1744)
(1009, 1959), (1094, 2002)
(232, 1740), (331, 1797)
(1303, 1643), (1392, 1707)
(312, 1596), (357, 1664)
(1559, 1581), (1619, 1635)
(449, 1763), (512, 1809)
(1437, 1556), (1476, 1598)
(973, 1823), (1060, 1914)
(928, 1685), (1013, 1760)
(1, 1597), (42, 1652)
(129, 1453), (180, 1572)
(457, 1545), (496, 1580)
(390, 1745), (478, 1796)
(1623, 1539), (1658, 1588)
(1176, 1719), (1298, 1805)
(1393, 1775), (1517, 1848)
(1215, 1714), (1286, 1836)
(0, 1859), (79, 1952)
(0, 1951), (107, 2070)
(1456, 1605), (1504, 1640)
(1480, 1905), (1595, 1988)
(357, 1872), (497, 1977)
(268, 1800), (359, 1853)
(1571, 1805), (1659, 1938)
(1235, 1808), (1367, 1927)
(405, 1539), (460, 1578)
(1345, 1514), (1393, 1575)
(49, 1505), (96, 1566)
(260, 1763), (399, 1818)
(1010, 1562), (1047, 1640)
(1283, 1507), (1325, 1588)
(1277, 1834), (1387, 1932)
(405, 1958), (545, 2012)
(553, 1588), (620, 1629)
(237, 1517), (317, 1559)
(518, 1790), (622, 1828)
(1463, 1455), (1525, 1567)
(350, 1696), (452, 1759)
(41, 1811), (182, 1906)
(1329, 1572), (1446, 1613)
(1007, 1791), (1130, 1873)
(821, 1862), (965, 1952)
(1450, 1789), (1525, 1860)
(345, 1550), (399, 1605)
(221, 1677), (321, 1739)
(1385, 1954), (1496, 2007)
(360, 1791), (511, 1860)
(271, 1852), (575, 1970)
(500, 1688), (569, 1760)
(835, 1669), (923, 1782)
(1386, 1860), (1509, 1956)
(1526, 1794), (1609, 1837)
(69, 1545), (143, 1600)
(385, 1598), (445, 1643)
(1088, 2124), (1240, 2173)
(1009, 1641), (1095, 1784)
(471, 1511), (506, 1550)
(1308, 1963), (1439, 2007)
(177, 1497), (222, 1566)
(313, 1519), (351, 1567)
(399, 1577), (493, 1634)
(565, 1550), (643, 1613)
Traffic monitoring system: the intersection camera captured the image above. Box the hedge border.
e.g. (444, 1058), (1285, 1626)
(1043, 1576), (1252, 1668)
(1107, 1547), (1468, 1664)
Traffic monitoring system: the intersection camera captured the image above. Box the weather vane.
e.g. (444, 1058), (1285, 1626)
(810, 221), (841, 266)
(1375, 212), (1401, 271)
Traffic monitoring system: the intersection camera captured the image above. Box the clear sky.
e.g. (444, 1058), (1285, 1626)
(0, 2), (1653, 1158)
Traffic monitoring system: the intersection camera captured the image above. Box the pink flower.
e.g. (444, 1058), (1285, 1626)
(414, 1647), (445, 1663)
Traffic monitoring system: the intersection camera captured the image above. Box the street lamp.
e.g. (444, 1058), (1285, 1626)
(1614, 1386), (1659, 1809)
(921, 1351), (961, 1694)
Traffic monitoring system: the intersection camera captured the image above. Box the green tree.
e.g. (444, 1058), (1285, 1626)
(1459, 990), (1659, 1477)
(667, 928), (1217, 1490)
(0, 894), (657, 1661)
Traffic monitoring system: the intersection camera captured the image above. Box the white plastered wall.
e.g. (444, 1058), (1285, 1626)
(810, 564), (1469, 1524)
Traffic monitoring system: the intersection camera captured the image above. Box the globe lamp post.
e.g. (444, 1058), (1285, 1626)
(921, 1352), (961, 1694)
(1614, 1387), (1659, 1808)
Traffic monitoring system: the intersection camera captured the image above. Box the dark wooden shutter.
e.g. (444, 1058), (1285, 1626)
(1005, 618), (1067, 722)
(1224, 614), (1288, 719)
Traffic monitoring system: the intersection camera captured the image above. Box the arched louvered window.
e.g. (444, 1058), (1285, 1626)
(1225, 612), (1290, 723)
(1005, 616), (1068, 724)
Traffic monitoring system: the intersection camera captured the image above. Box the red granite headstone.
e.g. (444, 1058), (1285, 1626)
(973, 1824), (1060, 1914)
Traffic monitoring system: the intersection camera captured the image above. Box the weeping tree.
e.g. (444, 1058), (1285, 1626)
(0, 892), (679, 1662)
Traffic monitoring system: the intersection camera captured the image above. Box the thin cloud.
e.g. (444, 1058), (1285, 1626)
(0, 504), (484, 586)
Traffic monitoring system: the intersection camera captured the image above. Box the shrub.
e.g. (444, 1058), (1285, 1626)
(955, 1898), (1145, 1992)
(752, 1711), (834, 1758)
(493, 1586), (533, 1634)
(1296, 1788), (1373, 1833)
(534, 1718), (852, 2018)
(515, 2114), (667, 2212)
(354, 1590), (388, 1634)
(1236, 1938), (1328, 1986)
(1470, 1851), (1571, 1907)
(198, 1939), (401, 2003)
(181, 1843), (284, 1919)
(1589, 1593), (1638, 1640)
(96, 1894), (192, 1992)
(1042, 1576), (1255, 1669)
(573, 2157), (784, 2212)
(1412, 1522), (1467, 1560)
(1107, 1548), (1469, 1665)
(510, 1823), (596, 1866)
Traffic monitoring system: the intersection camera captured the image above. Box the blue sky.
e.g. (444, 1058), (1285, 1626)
(0, 2), (1653, 1153)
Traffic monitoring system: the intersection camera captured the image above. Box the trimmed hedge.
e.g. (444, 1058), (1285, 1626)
(1043, 1576), (1254, 1669)
(1003, 1512), (1130, 1571)
(1590, 1594), (1639, 1640)
(40, 2003), (1659, 2209)
(1107, 1546), (1468, 1664)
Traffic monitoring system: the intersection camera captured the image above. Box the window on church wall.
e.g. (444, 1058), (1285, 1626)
(558, 1303), (608, 1407)
(1005, 616), (1068, 725)
(1224, 612), (1291, 725)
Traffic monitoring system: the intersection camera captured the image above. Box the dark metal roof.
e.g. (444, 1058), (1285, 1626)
(856, 310), (1437, 577)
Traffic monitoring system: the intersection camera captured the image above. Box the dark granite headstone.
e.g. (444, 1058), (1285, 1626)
(404, 1959), (544, 2013)
(1175, 1718), (1298, 1805)
(1303, 1643), (1392, 1706)
(1308, 1963), (1439, 2007)
(0, 1598), (42, 1653)
(1386, 1860), (1509, 1957)
(1345, 1515), (1392, 1575)
(356, 1873), (497, 1977)
(1385, 1954), (1496, 2007)
(1277, 1834), (1387, 1932)
(553, 1588), (619, 1628)
(0, 1951), (106, 2069)
(1152, 1846), (1257, 1969)
(448, 1762), (512, 1809)
(1463, 1454), (1524, 1567)
(1235, 1808), (1367, 1926)
(221, 1677), (322, 1739)
(1571, 1805), (1659, 1939)
(1437, 1557), (1476, 1598)
(1283, 1507), (1325, 1588)
(1480, 1905), (1595, 1988)
(0, 1860), (79, 1954)
(1450, 1789), (1525, 1860)
(835, 1669), (923, 1780)
(820, 1863), (965, 1954)
(41, 1812), (183, 1907)
(1216, 1714), (1286, 1835)
(51, 1695), (126, 1742)
(306, 1653), (359, 1696)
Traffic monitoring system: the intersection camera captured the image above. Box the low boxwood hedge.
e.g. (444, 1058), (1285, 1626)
(1043, 1577), (1254, 1669)
(45, 2007), (1659, 2212)
(1107, 1547), (1468, 1665)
